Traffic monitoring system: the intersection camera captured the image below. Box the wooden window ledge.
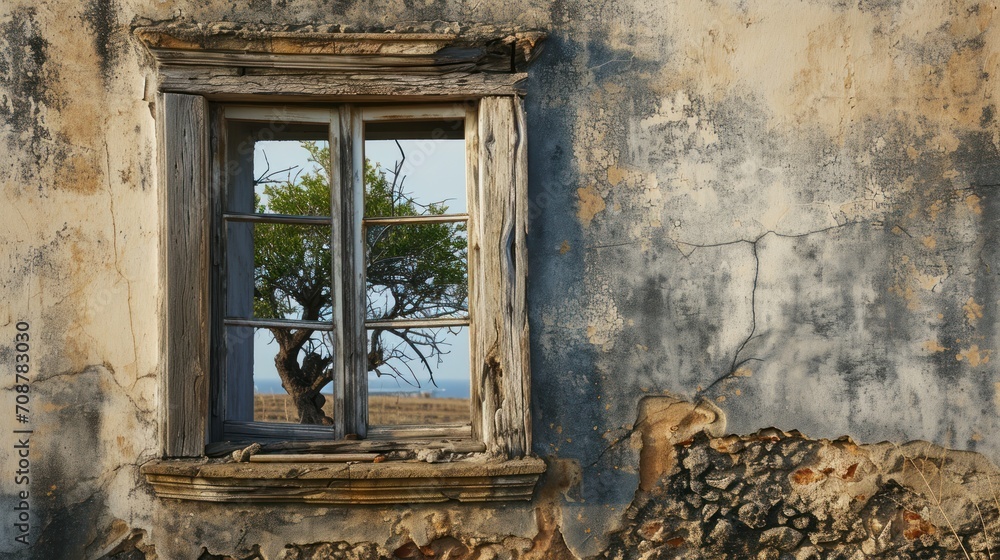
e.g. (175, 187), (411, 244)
(141, 456), (546, 504)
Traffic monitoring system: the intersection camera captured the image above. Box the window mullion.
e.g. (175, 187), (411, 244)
(328, 108), (347, 439)
(343, 106), (368, 437)
(343, 104), (368, 438)
(465, 102), (482, 444)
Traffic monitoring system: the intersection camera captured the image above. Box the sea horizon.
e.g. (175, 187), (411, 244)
(253, 377), (471, 399)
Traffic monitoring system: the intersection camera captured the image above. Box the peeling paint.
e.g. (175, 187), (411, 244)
(956, 344), (992, 367)
(965, 296), (985, 325)
(575, 185), (606, 227)
(922, 340), (948, 353)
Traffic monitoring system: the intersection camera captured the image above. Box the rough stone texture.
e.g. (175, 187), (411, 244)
(602, 429), (1000, 559)
(3, 0), (1000, 557)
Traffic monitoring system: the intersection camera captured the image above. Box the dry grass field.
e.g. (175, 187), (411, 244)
(253, 392), (470, 425)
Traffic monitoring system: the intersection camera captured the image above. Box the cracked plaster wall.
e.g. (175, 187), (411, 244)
(2, 0), (1000, 557)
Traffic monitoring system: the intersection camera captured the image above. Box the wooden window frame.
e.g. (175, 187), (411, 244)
(142, 27), (537, 473)
(212, 102), (478, 444)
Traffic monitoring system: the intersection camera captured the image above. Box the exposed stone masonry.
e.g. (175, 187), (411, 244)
(602, 430), (1000, 559)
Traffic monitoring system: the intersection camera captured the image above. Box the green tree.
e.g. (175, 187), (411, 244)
(253, 142), (467, 425)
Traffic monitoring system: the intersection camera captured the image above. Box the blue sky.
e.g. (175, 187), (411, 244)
(250, 136), (469, 393)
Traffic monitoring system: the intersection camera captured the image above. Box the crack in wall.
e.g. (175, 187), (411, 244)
(586, 221), (862, 397)
(689, 223), (862, 395)
(699, 236), (761, 397)
(104, 139), (140, 379)
(33, 363), (156, 422)
(581, 223), (871, 467)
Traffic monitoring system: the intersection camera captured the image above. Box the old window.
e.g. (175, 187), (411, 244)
(137, 25), (544, 503)
(215, 104), (474, 442)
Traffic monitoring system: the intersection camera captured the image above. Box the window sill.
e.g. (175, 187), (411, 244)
(140, 456), (546, 504)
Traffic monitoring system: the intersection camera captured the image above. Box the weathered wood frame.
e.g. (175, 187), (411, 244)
(212, 106), (364, 442)
(135, 26), (544, 101)
(148, 28), (534, 462)
(141, 456), (546, 503)
(355, 103), (472, 442)
(471, 97), (531, 457)
(159, 93), (211, 457)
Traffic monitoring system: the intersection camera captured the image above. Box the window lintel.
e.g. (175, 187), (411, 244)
(134, 23), (546, 74)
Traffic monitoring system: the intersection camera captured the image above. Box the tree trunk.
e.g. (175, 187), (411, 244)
(291, 389), (332, 425)
(274, 341), (334, 425)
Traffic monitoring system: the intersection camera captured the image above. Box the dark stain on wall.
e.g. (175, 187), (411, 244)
(0, 8), (60, 187)
(855, 0), (906, 12)
(0, 223), (69, 299)
(0, 9), (50, 135)
(526, 33), (594, 455)
(30, 366), (112, 558)
(82, 0), (123, 84)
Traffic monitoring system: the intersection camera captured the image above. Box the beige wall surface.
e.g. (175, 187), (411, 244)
(3, 0), (1000, 558)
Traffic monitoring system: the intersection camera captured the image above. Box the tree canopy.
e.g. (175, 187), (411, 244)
(251, 141), (467, 423)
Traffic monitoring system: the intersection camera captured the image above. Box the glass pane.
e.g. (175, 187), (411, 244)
(365, 223), (468, 322)
(364, 121), (466, 217)
(226, 121), (331, 216)
(367, 326), (470, 426)
(225, 326), (336, 425)
(226, 222), (333, 321)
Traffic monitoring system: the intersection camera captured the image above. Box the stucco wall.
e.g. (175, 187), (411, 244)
(2, 0), (1000, 558)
